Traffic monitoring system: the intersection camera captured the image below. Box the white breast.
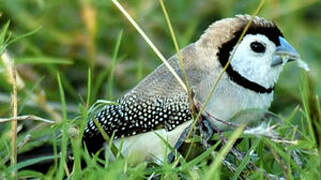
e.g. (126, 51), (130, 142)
(199, 74), (274, 129)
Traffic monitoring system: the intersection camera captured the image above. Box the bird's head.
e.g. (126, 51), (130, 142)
(198, 14), (300, 93)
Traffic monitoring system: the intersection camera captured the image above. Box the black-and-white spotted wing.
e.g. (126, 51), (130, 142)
(82, 93), (192, 152)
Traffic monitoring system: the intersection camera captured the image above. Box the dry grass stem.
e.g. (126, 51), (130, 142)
(1, 51), (24, 89)
(2, 52), (62, 122)
(270, 139), (298, 145)
(0, 115), (55, 123)
(17, 134), (32, 150)
(268, 144), (290, 180)
(111, 0), (187, 92)
(9, 52), (18, 178)
(159, 0), (190, 91)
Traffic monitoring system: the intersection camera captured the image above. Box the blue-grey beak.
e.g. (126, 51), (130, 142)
(271, 37), (300, 67)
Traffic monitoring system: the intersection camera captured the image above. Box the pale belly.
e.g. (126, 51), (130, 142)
(110, 120), (192, 163)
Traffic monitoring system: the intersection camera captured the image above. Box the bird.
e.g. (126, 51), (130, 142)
(82, 14), (300, 163)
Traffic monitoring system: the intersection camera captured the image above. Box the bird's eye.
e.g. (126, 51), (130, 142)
(250, 41), (266, 53)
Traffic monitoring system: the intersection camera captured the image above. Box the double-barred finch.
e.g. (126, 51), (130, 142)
(82, 14), (300, 162)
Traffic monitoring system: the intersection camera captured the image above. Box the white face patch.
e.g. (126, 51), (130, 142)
(230, 34), (284, 89)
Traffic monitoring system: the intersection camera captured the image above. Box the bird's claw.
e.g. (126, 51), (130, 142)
(199, 117), (214, 149)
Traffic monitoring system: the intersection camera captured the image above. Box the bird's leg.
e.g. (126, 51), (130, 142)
(192, 100), (215, 149)
(195, 103), (282, 179)
(199, 116), (214, 149)
(167, 122), (193, 163)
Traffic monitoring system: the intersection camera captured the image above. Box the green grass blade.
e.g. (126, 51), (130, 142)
(263, 138), (304, 175)
(0, 21), (10, 54)
(87, 68), (92, 107)
(17, 170), (44, 179)
(300, 73), (317, 145)
(56, 73), (68, 180)
(0, 21), (10, 46)
(179, 140), (221, 171)
(8, 155), (56, 172)
(15, 57), (73, 65)
(154, 131), (177, 164)
(231, 139), (260, 180)
(159, 0), (190, 91)
(7, 26), (41, 46)
(92, 117), (123, 158)
(107, 30), (123, 99)
(204, 124), (245, 180)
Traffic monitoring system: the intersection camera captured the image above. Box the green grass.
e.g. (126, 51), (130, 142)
(0, 0), (321, 179)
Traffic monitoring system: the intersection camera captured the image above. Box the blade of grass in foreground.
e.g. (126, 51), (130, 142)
(92, 117), (123, 158)
(159, 0), (190, 92)
(204, 124), (245, 180)
(0, 23), (41, 55)
(231, 139), (260, 180)
(301, 73), (317, 145)
(263, 137), (304, 175)
(179, 140), (221, 171)
(15, 57), (73, 65)
(69, 102), (90, 179)
(0, 21), (10, 55)
(107, 30), (123, 100)
(87, 68), (92, 107)
(56, 73), (69, 180)
(8, 155), (57, 172)
(18, 170), (44, 179)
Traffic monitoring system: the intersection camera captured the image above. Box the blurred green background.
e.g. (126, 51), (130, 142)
(0, 0), (321, 178)
(0, 0), (320, 126)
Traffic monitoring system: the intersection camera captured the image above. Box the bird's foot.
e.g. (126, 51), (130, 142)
(199, 117), (214, 149)
(167, 122), (193, 163)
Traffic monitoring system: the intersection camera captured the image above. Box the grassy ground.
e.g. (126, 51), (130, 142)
(0, 0), (321, 179)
